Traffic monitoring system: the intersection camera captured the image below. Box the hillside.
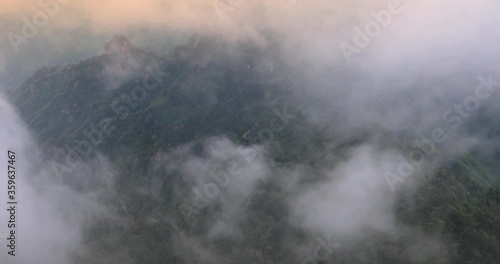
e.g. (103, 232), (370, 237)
(7, 36), (500, 264)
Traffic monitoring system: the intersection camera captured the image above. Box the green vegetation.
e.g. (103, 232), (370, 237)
(8, 36), (500, 264)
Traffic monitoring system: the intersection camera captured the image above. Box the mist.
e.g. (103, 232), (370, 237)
(0, 94), (120, 264)
(1, 0), (500, 263)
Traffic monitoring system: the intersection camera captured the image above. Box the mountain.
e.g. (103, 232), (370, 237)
(7, 36), (500, 264)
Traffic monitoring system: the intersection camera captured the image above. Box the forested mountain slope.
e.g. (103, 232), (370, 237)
(8, 36), (500, 264)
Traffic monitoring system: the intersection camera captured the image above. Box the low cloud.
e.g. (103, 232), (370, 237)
(0, 94), (120, 263)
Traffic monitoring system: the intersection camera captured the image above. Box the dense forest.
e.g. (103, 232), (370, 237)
(6, 35), (500, 264)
